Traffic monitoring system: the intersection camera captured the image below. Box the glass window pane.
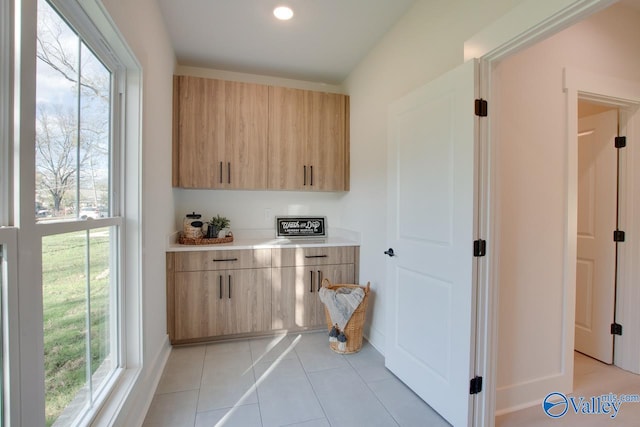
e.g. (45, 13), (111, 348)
(35, 0), (80, 220)
(42, 227), (116, 426)
(42, 232), (88, 426)
(79, 42), (111, 218)
(89, 227), (114, 389)
(36, 0), (112, 222)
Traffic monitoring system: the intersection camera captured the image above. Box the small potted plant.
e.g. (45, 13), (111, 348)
(207, 214), (231, 238)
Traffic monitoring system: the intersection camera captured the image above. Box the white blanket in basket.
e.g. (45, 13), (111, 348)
(318, 286), (365, 331)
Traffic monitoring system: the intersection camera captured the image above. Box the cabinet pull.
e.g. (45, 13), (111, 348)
(228, 275), (232, 299)
(303, 165), (307, 186)
(219, 275), (223, 299)
(309, 271), (314, 293)
(310, 165), (313, 186)
(212, 258), (238, 262)
(304, 255), (328, 259)
(227, 162), (231, 184)
(219, 161), (223, 184)
(317, 270), (322, 291)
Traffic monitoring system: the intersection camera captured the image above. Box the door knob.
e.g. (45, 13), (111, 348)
(384, 248), (395, 257)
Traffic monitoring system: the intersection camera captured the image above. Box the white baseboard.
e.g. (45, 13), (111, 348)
(113, 335), (171, 427)
(495, 372), (571, 415)
(364, 324), (385, 357)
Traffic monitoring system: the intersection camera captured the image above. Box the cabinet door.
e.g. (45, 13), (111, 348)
(174, 271), (227, 340)
(226, 268), (272, 335)
(176, 76), (225, 188)
(268, 86), (307, 190)
(272, 264), (355, 330)
(307, 92), (347, 191)
(174, 269), (271, 340)
(224, 81), (269, 189)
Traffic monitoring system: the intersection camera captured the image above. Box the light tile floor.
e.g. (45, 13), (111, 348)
(143, 331), (451, 427)
(496, 352), (640, 427)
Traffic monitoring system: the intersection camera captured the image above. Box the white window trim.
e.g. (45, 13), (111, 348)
(14, 0), (142, 424)
(0, 0), (13, 227)
(0, 227), (20, 427)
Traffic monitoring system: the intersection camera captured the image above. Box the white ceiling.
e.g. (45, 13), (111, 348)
(156, 0), (416, 84)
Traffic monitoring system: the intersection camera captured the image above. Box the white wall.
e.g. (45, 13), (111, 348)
(99, 0), (176, 424)
(493, 2), (640, 413)
(341, 0), (525, 351)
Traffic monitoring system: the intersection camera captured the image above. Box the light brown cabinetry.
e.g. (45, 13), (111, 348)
(167, 246), (358, 344)
(271, 246), (357, 330)
(172, 76), (269, 189)
(167, 249), (272, 343)
(268, 86), (349, 191)
(172, 75), (349, 192)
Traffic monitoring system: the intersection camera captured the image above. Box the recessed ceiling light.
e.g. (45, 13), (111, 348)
(273, 6), (294, 20)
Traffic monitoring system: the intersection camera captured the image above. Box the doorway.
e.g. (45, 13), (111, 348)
(575, 100), (619, 365)
(483, 0), (640, 418)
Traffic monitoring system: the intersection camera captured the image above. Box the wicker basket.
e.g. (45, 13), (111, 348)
(178, 234), (234, 245)
(322, 278), (370, 354)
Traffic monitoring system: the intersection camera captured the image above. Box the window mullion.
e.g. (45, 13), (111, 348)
(84, 230), (92, 404)
(76, 36), (82, 218)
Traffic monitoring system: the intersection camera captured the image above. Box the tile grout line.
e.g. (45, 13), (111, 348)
(345, 345), (402, 427)
(248, 338), (266, 427)
(293, 334), (336, 426)
(193, 345), (207, 426)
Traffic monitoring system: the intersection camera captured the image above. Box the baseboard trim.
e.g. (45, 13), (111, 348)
(113, 335), (171, 427)
(496, 372), (571, 415)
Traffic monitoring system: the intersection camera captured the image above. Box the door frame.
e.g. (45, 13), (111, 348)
(465, 0), (640, 425)
(566, 74), (640, 373)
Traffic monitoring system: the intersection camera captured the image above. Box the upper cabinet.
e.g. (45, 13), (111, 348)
(269, 87), (349, 191)
(173, 76), (269, 189)
(172, 75), (350, 192)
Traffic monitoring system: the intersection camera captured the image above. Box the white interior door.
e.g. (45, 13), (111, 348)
(386, 60), (478, 427)
(575, 109), (618, 364)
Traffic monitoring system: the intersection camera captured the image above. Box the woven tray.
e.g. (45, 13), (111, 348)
(178, 234), (234, 245)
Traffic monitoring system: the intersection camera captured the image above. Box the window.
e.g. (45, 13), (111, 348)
(36, 1), (124, 425)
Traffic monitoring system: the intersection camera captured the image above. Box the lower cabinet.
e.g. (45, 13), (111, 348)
(174, 268), (271, 341)
(272, 264), (355, 330)
(166, 246), (359, 344)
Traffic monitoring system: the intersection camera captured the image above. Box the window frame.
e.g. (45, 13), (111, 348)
(0, 0), (12, 227)
(0, 228), (19, 427)
(13, 0), (143, 425)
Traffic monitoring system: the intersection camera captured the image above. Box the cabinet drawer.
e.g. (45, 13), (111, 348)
(174, 249), (271, 272)
(271, 246), (355, 267)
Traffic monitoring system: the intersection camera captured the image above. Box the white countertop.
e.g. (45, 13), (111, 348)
(167, 228), (360, 252)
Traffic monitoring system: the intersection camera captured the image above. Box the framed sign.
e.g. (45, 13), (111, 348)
(276, 216), (327, 238)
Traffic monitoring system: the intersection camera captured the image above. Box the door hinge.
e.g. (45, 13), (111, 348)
(613, 230), (626, 242)
(475, 99), (488, 117)
(473, 239), (487, 257)
(615, 136), (627, 149)
(611, 323), (623, 336)
(470, 376), (483, 395)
